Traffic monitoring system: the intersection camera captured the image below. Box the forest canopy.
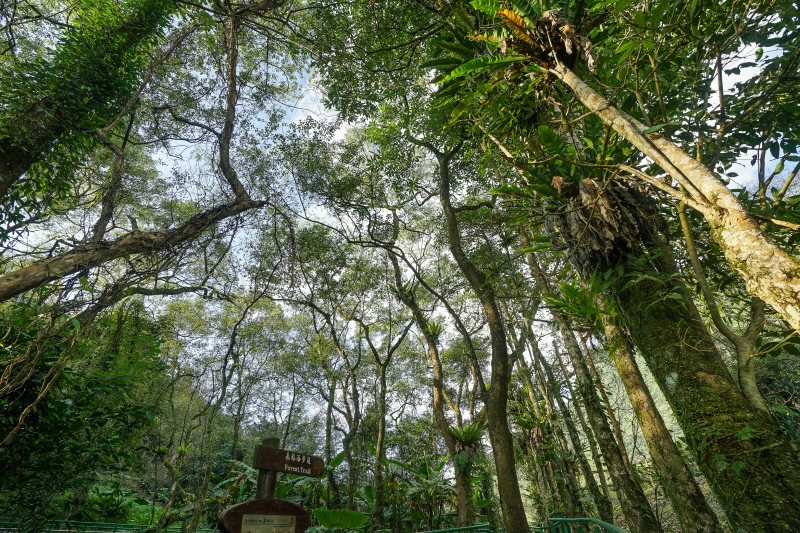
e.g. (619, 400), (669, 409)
(1, 1), (800, 533)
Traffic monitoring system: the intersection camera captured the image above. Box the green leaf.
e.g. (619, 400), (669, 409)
(435, 40), (477, 58)
(538, 125), (567, 155)
(328, 450), (346, 469)
(312, 509), (369, 529)
(440, 55), (526, 83)
(421, 57), (464, 69)
(730, 461), (747, 474)
(470, 0), (503, 15)
(517, 243), (552, 253)
(71, 318), (81, 330)
(511, 0), (539, 19)
(644, 122), (679, 134)
(783, 343), (800, 357)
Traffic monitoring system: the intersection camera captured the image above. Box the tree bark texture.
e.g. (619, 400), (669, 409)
(435, 144), (530, 533)
(599, 312), (723, 533)
(523, 248), (663, 533)
(614, 254), (800, 532)
(387, 251), (474, 525)
(553, 64), (800, 332)
(0, 198), (263, 301)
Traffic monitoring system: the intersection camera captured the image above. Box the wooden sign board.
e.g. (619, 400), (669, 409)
(253, 445), (324, 478)
(218, 498), (311, 533)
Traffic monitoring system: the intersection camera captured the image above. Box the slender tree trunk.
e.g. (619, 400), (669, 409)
(583, 346), (635, 478)
(599, 311), (723, 533)
(553, 347), (613, 512)
(524, 446), (549, 522)
(188, 462), (212, 533)
(344, 431), (357, 510)
(372, 366), (388, 528)
(530, 338), (614, 522)
(324, 379), (341, 505)
(387, 250), (474, 525)
(678, 200), (770, 413)
(424, 142), (528, 533)
(553, 64), (800, 331)
(530, 351), (584, 517)
(517, 356), (559, 518)
(522, 244), (662, 533)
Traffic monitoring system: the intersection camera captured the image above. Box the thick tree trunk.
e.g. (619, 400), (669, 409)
(599, 312), (722, 533)
(553, 64), (800, 331)
(523, 248), (662, 533)
(613, 236), (800, 532)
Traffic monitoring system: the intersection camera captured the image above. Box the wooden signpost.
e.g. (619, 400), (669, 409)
(253, 443), (325, 478)
(218, 437), (325, 533)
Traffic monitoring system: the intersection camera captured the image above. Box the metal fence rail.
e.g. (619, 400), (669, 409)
(413, 525), (498, 533)
(532, 517), (628, 533)
(411, 519), (625, 533)
(0, 520), (215, 533)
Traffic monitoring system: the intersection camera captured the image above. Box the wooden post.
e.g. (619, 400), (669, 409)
(219, 440), (322, 533)
(256, 437), (280, 499)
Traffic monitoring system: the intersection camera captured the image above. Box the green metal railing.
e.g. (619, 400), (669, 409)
(412, 519), (625, 533)
(0, 520), (214, 533)
(0, 517), (620, 533)
(531, 517), (628, 533)
(414, 525), (499, 533)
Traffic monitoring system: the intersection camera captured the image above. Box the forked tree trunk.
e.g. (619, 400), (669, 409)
(430, 142), (529, 533)
(386, 250), (474, 525)
(553, 64), (800, 331)
(678, 201), (771, 413)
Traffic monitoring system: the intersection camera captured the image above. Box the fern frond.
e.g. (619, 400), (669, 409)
(498, 9), (536, 46)
(439, 55), (525, 84)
